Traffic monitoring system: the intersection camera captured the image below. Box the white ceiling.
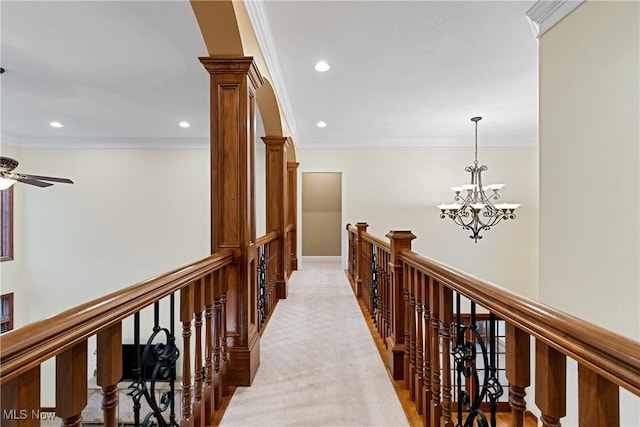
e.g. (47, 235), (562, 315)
(0, 1), (538, 150)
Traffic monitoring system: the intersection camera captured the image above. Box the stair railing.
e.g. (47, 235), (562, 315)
(0, 249), (234, 427)
(256, 231), (280, 329)
(347, 223), (640, 427)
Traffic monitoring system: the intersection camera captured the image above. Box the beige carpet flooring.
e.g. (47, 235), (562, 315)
(219, 260), (409, 427)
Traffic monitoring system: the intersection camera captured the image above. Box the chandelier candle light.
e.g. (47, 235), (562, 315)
(437, 116), (520, 242)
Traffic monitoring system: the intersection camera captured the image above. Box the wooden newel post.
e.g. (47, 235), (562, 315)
(354, 222), (368, 298)
(385, 230), (416, 380)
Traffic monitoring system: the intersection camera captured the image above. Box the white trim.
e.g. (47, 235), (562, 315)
(244, 0), (299, 143)
(298, 136), (538, 149)
(12, 137), (209, 150)
(526, 0), (585, 39)
(0, 134), (22, 149)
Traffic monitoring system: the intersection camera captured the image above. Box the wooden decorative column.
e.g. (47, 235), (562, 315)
(200, 56), (264, 386)
(262, 136), (289, 299)
(287, 162), (299, 272)
(385, 230), (416, 380)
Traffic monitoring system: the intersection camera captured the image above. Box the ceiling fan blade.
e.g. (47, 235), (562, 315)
(15, 177), (54, 188)
(18, 173), (74, 184)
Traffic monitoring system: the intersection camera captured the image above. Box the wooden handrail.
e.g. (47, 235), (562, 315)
(0, 249), (235, 384)
(397, 248), (640, 396)
(256, 231), (279, 247)
(361, 231), (390, 252)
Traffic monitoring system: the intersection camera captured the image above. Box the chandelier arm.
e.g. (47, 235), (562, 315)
(451, 211), (474, 229)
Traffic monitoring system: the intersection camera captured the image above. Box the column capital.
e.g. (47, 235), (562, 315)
(199, 56), (264, 90)
(261, 136), (289, 147)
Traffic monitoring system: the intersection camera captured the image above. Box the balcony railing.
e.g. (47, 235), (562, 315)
(0, 229), (285, 427)
(347, 222), (640, 427)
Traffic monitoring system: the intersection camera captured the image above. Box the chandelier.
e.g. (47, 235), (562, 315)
(437, 116), (520, 242)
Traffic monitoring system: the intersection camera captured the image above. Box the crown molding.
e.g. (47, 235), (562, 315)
(6, 137), (209, 150)
(526, 0), (585, 39)
(298, 137), (538, 150)
(244, 0), (299, 143)
(0, 134), (22, 149)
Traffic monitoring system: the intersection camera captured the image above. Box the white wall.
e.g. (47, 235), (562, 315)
(14, 147), (211, 321)
(1, 145), (211, 405)
(299, 145), (538, 298)
(539, 1), (639, 425)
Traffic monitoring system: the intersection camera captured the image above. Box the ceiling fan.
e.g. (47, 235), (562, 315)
(0, 156), (74, 189)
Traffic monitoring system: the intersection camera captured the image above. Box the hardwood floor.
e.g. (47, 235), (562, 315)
(353, 279), (537, 427)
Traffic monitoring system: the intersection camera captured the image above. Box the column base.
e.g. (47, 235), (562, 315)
(276, 279), (288, 299)
(386, 336), (405, 380)
(227, 333), (260, 386)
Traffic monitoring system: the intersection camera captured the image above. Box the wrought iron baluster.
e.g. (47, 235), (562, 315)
(128, 295), (180, 427)
(258, 246), (267, 325)
(452, 296), (503, 427)
(370, 249), (378, 323)
(351, 234), (356, 276)
(362, 245), (373, 314)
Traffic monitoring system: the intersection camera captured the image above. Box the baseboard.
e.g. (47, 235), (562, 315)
(301, 256), (341, 262)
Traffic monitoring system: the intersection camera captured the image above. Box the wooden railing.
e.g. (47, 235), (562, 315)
(347, 223), (640, 427)
(256, 231), (280, 329)
(1, 251), (235, 426)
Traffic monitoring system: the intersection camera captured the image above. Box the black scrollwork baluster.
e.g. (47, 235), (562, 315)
(452, 295), (503, 427)
(128, 295), (180, 427)
(371, 249), (378, 323)
(258, 246), (267, 325)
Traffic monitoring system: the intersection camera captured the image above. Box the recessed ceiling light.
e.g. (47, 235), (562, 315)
(316, 121), (327, 128)
(179, 121), (191, 128)
(314, 61), (330, 72)
(49, 121), (63, 128)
